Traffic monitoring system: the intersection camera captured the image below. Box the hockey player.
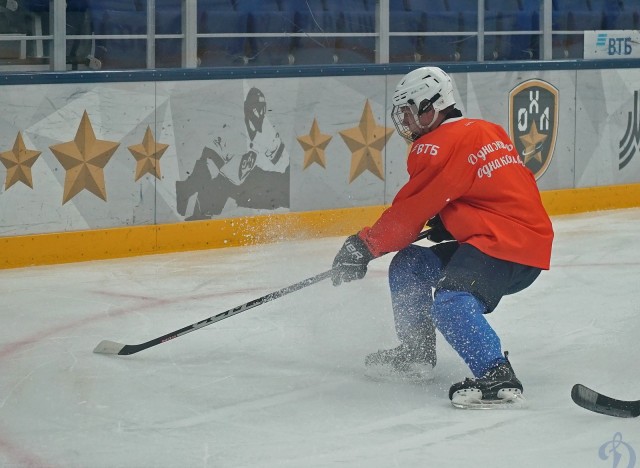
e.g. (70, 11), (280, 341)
(331, 66), (553, 408)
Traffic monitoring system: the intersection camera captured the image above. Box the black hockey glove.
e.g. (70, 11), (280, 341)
(331, 234), (376, 286)
(424, 214), (455, 243)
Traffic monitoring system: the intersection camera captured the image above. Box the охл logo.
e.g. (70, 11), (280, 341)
(509, 79), (559, 180)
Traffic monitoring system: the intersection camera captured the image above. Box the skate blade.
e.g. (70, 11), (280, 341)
(364, 362), (435, 384)
(451, 388), (526, 410)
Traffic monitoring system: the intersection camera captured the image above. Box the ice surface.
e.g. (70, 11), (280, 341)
(0, 209), (639, 468)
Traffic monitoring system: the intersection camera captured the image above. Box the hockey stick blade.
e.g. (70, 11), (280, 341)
(93, 340), (126, 355)
(571, 384), (640, 418)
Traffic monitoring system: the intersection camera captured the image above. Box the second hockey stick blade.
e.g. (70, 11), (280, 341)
(571, 384), (640, 418)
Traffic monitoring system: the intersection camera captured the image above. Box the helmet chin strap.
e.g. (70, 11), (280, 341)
(411, 108), (439, 139)
(425, 108), (441, 131)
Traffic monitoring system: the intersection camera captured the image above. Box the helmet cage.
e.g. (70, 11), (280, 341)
(392, 102), (419, 143)
(391, 97), (437, 143)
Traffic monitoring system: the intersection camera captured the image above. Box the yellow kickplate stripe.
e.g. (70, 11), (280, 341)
(540, 183), (640, 215)
(0, 206), (387, 269)
(1, 184), (639, 269)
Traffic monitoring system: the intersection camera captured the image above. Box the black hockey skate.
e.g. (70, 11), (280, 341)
(449, 352), (525, 409)
(365, 342), (436, 383)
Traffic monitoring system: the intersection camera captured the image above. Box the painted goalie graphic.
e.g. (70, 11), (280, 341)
(176, 87), (290, 220)
(508, 79), (559, 180)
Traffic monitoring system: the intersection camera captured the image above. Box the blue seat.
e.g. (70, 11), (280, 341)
(89, 5), (147, 69)
(156, 0), (182, 34)
(335, 10), (376, 63)
(389, 11), (422, 62)
(88, 0), (137, 11)
(521, 0), (542, 15)
(390, 0), (410, 11)
(497, 12), (538, 60)
(485, 1), (538, 61)
(552, 0), (591, 12)
(589, 0), (617, 12)
(67, 0), (88, 12)
(235, 0), (281, 11)
(571, 9), (604, 29)
(246, 10), (295, 65)
(324, 0), (367, 12)
(593, 0), (636, 28)
(66, 0), (90, 65)
(280, 0), (325, 14)
(551, 10), (571, 58)
(198, 10), (250, 66)
(423, 11), (463, 61)
(603, 10), (637, 28)
(406, 0), (447, 13)
(287, 5), (339, 65)
(550, 8), (601, 59)
(521, 0), (542, 13)
(237, 0), (292, 65)
(154, 1), (182, 67)
(446, 0), (479, 12)
(559, 10), (604, 57)
(197, 0), (235, 14)
(482, 11), (503, 59)
(603, 0), (639, 29)
(328, 0), (374, 61)
(21, 0), (50, 11)
(486, 0), (521, 12)
(511, 10), (539, 59)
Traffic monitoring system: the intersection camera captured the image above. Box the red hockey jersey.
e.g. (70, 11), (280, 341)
(359, 117), (553, 270)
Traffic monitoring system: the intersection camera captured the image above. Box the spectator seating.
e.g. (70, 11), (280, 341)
(282, 0), (339, 65)
(389, 5), (422, 63)
(199, 10), (250, 66)
(324, 0), (375, 63)
(488, 0), (539, 60)
(155, 0), (182, 68)
(593, 0), (639, 30)
(87, 0), (147, 69)
(54, 0), (635, 68)
(551, 0), (604, 58)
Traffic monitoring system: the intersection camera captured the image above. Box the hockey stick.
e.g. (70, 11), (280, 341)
(94, 230), (431, 356)
(571, 384), (640, 418)
(93, 269), (332, 356)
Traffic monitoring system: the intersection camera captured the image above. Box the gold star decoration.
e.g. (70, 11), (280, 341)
(50, 111), (120, 204)
(297, 118), (332, 169)
(127, 126), (169, 181)
(0, 132), (42, 190)
(339, 100), (394, 183)
(519, 120), (548, 164)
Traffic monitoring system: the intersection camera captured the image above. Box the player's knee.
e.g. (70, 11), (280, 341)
(431, 290), (487, 330)
(389, 245), (441, 284)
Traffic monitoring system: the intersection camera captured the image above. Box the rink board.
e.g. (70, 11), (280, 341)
(1, 65), (639, 267)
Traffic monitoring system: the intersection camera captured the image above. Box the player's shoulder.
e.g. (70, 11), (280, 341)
(446, 117), (494, 129)
(439, 117), (482, 133)
(446, 117), (507, 139)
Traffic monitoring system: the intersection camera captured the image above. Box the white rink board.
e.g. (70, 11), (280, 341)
(0, 68), (639, 236)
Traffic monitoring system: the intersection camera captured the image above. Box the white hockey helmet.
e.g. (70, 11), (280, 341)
(391, 66), (456, 142)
